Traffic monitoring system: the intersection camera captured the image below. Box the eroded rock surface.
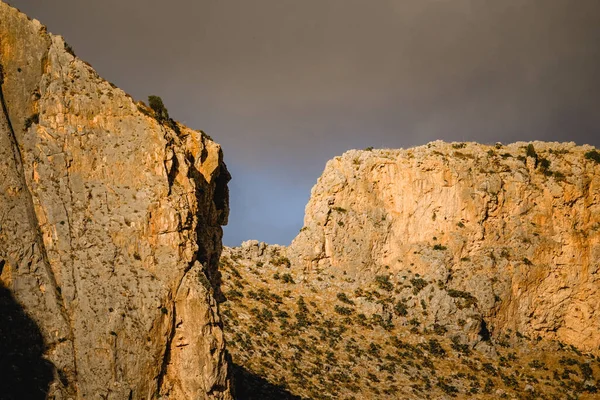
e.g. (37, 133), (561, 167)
(288, 141), (600, 352)
(0, 2), (231, 398)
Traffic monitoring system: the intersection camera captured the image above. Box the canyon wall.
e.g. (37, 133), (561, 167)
(0, 2), (231, 398)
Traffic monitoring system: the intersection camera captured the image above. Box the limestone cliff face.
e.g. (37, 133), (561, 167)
(289, 141), (600, 352)
(0, 2), (231, 399)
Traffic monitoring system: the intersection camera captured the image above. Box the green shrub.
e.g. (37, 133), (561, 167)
(64, 41), (76, 56)
(24, 113), (39, 129)
(483, 378), (495, 393)
(336, 292), (355, 305)
(272, 256), (291, 268)
(585, 150), (600, 163)
(260, 308), (274, 322)
(436, 377), (458, 395)
(538, 157), (553, 176)
(433, 244), (447, 251)
(410, 277), (428, 294)
(148, 95), (169, 121)
(375, 275), (393, 291)
(526, 143), (537, 160)
(334, 305), (354, 315)
(433, 323), (447, 335)
(226, 289), (244, 300)
(394, 300), (408, 316)
(482, 363), (497, 375)
(451, 336), (471, 355)
(368, 342), (381, 357)
(427, 339), (446, 357)
(281, 273), (295, 284)
(447, 289), (477, 309)
(528, 359), (544, 369)
(147, 95), (181, 134)
(553, 171), (566, 181)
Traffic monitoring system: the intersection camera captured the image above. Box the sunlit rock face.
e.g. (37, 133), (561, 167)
(288, 141), (600, 352)
(0, 2), (232, 398)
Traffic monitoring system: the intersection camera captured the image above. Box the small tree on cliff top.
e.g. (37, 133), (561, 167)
(148, 95), (169, 122)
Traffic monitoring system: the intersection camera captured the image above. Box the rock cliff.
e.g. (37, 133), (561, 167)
(220, 141), (600, 399)
(0, 2), (231, 399)
(288, 141), (600, 352)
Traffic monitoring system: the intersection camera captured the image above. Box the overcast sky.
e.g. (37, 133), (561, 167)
(8, 0), (600, 246)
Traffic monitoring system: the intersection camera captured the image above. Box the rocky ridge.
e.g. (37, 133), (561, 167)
(0, 2), (231, 399)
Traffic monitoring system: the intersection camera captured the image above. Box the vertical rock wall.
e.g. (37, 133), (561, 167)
(0, 2), (232, 398)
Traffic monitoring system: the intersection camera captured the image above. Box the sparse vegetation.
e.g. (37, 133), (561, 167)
(281, 273), (295, 284)
(410, 277), (428, 294)
(272, 256), (291, 268)
(220, 247), (599, 400)
(24, 113), (39, 129)
(446, 289), (477, 309)
(148, 95), (169, 122)
(585, 150), (600, 163)
(64, 41), (76, 56)
(332, 206), (347, 213)
(147, 95), (181, 134)
(374, 275), (393, 291)
(526, 143), (537, 160)
(538, 157), (552, 176)
(336, 292), (354, 305)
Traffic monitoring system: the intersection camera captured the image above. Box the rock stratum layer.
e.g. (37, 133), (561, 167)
(289, 141), (600, 353)
(0, 3), (232, 399)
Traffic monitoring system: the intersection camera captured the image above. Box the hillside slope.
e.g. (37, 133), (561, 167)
(221, 242), (598, 399)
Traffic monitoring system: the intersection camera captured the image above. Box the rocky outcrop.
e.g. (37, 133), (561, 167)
(288, 141), (600, 352)
(0, 2), (231, 398)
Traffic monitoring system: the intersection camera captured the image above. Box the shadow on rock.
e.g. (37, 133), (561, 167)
(0, 282), (54, 399)
(232, 362), (302, 400)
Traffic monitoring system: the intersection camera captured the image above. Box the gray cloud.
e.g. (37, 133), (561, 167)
(9, 0), (600, 245)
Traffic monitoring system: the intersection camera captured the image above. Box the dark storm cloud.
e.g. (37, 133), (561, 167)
(8, 0), (600, 245)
